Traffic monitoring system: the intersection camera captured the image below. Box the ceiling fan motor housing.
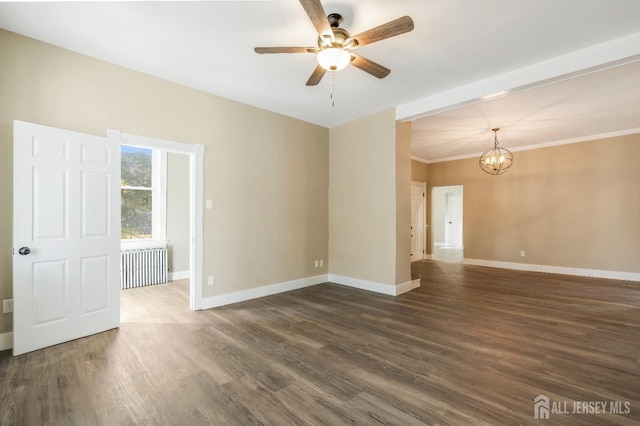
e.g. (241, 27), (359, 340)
(318, 14), (354, 49)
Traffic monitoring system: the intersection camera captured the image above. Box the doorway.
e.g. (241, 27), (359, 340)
(432, 185), (463, 263)
(107, 129), (204, 310)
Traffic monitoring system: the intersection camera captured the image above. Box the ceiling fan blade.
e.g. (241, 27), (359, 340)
(350, 53), (391, 79)
(348, 16), (414, 48)
(299, 0), (334, 44)
(254, 47), (317, 54)
(306, 65), (327, 86)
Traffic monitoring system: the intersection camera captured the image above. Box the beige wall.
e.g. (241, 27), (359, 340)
(411, 159), (428, 183)
(328, 109), (411, 287)
(395, 122), (412, 284)
(0, 29), (329, 334)
(166, 152), (190, 275)
(427, 134), (640, 272)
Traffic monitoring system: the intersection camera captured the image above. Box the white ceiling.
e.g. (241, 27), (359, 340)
(1, 0), (640, 161)
(411, 60), (640, 162)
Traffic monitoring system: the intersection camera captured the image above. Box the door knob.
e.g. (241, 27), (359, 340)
(18, 247), (31, 255)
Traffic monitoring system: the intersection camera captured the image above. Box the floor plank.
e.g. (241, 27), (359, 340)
(1, 261), (639, 425)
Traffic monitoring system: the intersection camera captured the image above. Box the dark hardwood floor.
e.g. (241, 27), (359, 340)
(1, 260), (639, 425)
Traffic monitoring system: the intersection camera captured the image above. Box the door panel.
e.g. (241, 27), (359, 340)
(34, 167), (68, 240)
(82, 172), (110, 237)
(33, 259), (67, 325)
(81, 255), (110, 314)
(13, 120), (120, 356)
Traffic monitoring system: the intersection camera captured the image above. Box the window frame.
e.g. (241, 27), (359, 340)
(120, 145), (167, 250)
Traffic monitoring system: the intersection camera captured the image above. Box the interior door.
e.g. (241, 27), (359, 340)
(410, 183), (425, 261)
(13, 120), (120, 356)
(445, 192), (463, 247)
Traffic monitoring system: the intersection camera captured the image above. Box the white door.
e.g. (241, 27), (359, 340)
(445, 191), (463, 247)
(13, 121), (120, 356)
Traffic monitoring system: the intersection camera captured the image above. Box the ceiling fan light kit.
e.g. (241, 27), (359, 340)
(254, 0), (414, 86)
(479, 128), (513, 175)
(317, 47), (351, 71)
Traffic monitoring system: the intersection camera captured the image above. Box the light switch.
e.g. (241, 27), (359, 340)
(206, 199), (213, 210)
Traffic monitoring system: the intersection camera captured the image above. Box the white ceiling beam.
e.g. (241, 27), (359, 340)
(396, 31), (640, 122)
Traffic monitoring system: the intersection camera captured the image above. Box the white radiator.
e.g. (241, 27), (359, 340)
(120, 248), (168, 289)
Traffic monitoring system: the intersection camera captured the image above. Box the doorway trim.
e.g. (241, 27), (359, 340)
(107, 129), (204, 310)
(410, 181), (426, 261)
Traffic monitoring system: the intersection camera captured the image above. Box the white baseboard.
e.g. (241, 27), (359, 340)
(199, 274), (328, 310)
(0, 332), (13, 351)
(329, 274), (396, 295)
(400, 278), (422, 294)
(168, 270), (190, 281)
(329, 274), (420, 296)
(424, 254), (434, 260)
(463, 258), (640, 282)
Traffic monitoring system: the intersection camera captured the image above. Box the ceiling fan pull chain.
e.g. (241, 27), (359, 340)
(331, 71), (335, 107)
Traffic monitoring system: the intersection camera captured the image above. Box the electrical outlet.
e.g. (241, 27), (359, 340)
(520, 250), (526, 257)
(314, 260), (319, 268)
(3, 299), (13, 313)
(319, 259), (324, 268)
(207, 275), (214, 286)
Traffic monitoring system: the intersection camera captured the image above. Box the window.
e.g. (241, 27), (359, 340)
(121, 145), (166, 243)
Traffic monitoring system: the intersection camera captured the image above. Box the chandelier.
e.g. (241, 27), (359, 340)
(479, 128), (513, 175)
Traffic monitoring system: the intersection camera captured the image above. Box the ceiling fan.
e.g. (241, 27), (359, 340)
(254, 0), (414, 86)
